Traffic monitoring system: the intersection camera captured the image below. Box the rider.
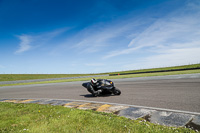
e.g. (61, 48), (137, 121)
(87, 78), (102, 97)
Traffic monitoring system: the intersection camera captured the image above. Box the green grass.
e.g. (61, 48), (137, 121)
(1, 64), (200, 82)
(108, 69), (200, 79)
(0, 74), (105, 82)
(109, 63), (200, 75)
(0, 102), (196, 133)
(0, 64), (200, 87)
(1, 69), (200, 87)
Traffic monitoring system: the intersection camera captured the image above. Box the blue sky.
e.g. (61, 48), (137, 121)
(0, 0), (200, 74)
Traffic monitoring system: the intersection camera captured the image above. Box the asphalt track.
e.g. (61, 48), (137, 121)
(0, 74), (200, 113)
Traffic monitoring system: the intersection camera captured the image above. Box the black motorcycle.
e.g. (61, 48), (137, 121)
(82, 79), (121, 96)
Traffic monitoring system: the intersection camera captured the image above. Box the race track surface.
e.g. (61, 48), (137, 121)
(0, 74), (200, 113)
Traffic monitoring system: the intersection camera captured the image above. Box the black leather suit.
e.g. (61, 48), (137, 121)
(87, 79), (102, 96)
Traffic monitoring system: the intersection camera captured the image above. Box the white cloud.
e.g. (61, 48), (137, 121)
(103, 0), (200, 61)
(103, 46), (141, 59)
(71, 18), (139, 54)
(15, 35), (32, 54)
(15, 28), (68, 54)
(72, 29), (115, 53)
(38, 27), (69, 42)
(122, 47), (200, 70)
(146, 48), (200, 65)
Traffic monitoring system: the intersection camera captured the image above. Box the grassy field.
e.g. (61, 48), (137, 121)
(0, 102), (196, 133)
(0, 74), (106, 82)
(0, 69), (200, 87)
(0, 64), (200, 87)
(0, 64), (200, 82)
(109, 63), (200, 75)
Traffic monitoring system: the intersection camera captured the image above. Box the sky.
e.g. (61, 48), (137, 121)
(0, 0), (200, 74)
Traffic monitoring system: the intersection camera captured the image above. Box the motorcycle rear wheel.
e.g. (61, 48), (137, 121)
(113, 88), (121, 95)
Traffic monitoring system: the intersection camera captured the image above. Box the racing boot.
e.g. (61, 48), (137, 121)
(92, 89), (102, 97)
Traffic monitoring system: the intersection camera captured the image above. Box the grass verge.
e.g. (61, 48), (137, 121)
(109, 63), (200, 75)
(0, 102), (196, 133)
(1, 69), (200, 87)
(0, 74), (106, 82)
(1, 64), (199, 82)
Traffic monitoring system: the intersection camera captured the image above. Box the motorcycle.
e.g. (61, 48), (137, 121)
(82, 79), (121, 96)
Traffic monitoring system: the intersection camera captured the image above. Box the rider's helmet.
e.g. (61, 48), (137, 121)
(91, 78), (97, 86)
